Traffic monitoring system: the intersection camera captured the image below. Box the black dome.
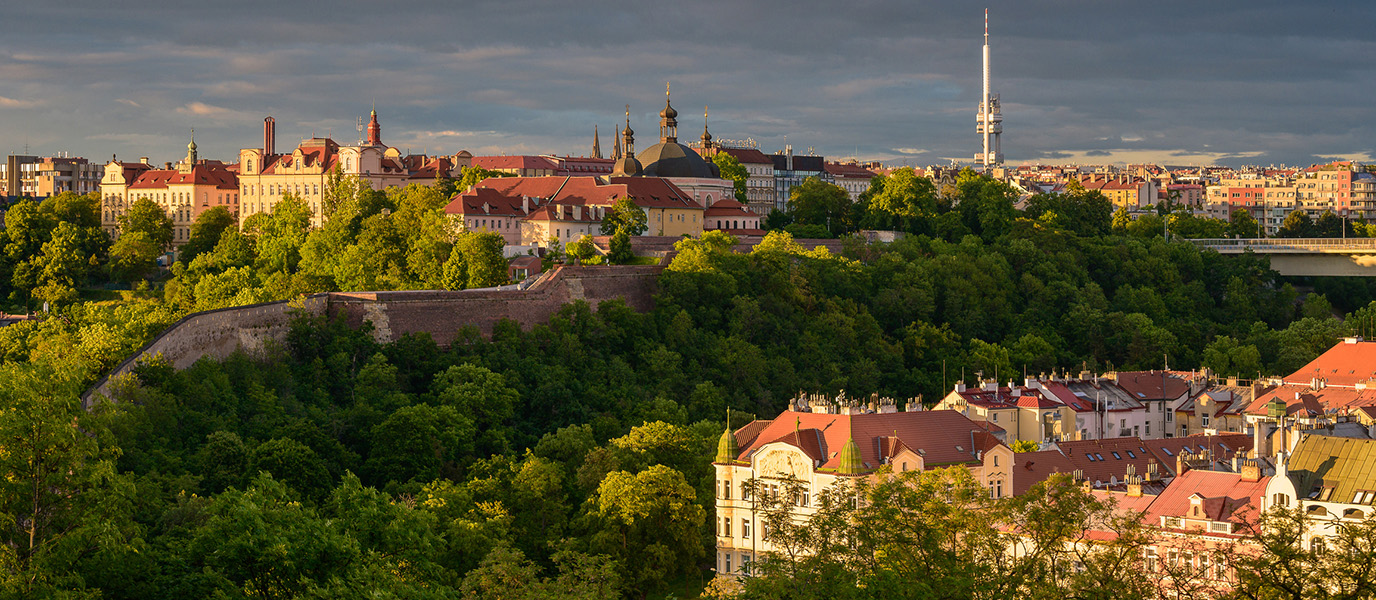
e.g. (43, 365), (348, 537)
(636, 142), (718, 178)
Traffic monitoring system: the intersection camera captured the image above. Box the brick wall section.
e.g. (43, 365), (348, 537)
(82, 266), (663, 404)
(327, 264), (663, 345)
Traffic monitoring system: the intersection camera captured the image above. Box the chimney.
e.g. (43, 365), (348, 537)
(139, 157), (149, 165)
(522, 196), (530, 214)
(164, 162), (173, 169)
(1176, 451), (1189, 477)
(1126, 475), (1143, 497)
(264, 116), (276, 155)
(1239, 458), (1261, 483)
(954, 381), (966, 393)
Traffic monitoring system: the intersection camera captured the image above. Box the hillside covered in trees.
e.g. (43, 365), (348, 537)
(2, 170), (1376, 597)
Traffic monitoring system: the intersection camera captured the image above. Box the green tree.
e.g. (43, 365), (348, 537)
(457, 165), (511, 192)
(110, 197), (173, 281)
(787, 177), (851, 236)
(30, 222), (95, 306)
(322, 164), (375, 219)
(608, 230), (634, 265)
(177, 206), (236, 266)
(364, 403), (474, 485)
(567, 235), (596, 265)
(450, 230), (508, 288)
(712, 152), (750, 204)
(1229, 208), (1262, 238)
(0, 362), (137, 598)
(1010, 439), (1040, 453)
(601, 197), (648, 237)
(591, 465), (704, 595)
(1276, 210), (1314, 238)
(431, 363), (517, 456)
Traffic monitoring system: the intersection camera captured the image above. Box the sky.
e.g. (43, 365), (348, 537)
(2, 0), (1374, 169)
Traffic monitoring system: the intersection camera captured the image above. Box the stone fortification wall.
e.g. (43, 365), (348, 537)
(84, 294), (330, 404)
(83, 265), (663, 403)
(327, 264), (663, 345)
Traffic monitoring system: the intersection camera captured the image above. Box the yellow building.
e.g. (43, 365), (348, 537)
(238, 113), (462, 227)
(936, 380), (1078, 445)
(712, 394), (1011, 577)
(100, 138), (239, 244)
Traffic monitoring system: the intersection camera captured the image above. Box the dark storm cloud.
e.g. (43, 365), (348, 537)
(1, 0), (1373, 167)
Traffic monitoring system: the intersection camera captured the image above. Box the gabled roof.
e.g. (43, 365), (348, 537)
(1114, 371), (1191, 401)
(732, 409), (1004, 474)
(442, 186), (527, 217)
(703, 197), (755, 218)
(1142, 469), (1269, 532)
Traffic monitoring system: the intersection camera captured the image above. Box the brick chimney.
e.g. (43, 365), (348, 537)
(1126, 475), (1143, 497)
(1239, 458), (1261, 483)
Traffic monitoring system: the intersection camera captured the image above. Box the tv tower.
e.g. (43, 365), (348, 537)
(975, 8), (1003, 169)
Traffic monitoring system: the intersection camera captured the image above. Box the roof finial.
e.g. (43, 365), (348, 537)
(666, 81), (671, 98)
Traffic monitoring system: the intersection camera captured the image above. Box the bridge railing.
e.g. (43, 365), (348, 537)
(1189, 238), (1376, 251)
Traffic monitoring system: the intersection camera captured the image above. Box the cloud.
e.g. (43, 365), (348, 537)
(0, 96), (39, 108)
(2, 2), (1374, 166)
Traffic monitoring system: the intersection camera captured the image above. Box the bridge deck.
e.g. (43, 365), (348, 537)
(1190, 238), (1376, 254)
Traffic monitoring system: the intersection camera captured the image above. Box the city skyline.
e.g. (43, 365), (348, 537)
(2, 1), (1374, 168)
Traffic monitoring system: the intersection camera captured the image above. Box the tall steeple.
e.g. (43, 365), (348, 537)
(366, 103), (382, 146)
(659, 81), (678, 144)
(700, 106), (713, 150)
(613, 124), (622, 160)
(611, 105), (642, 177)
(974, 9), (1003, 169)
(186, 129), (198, 164)
(623, 105), (636, 155)
(592, 125), (602, 159)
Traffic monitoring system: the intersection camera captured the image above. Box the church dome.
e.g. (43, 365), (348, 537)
(636, 142), (719, 179)
(612, 155), (643, 177)
(660, 103), (678, 120)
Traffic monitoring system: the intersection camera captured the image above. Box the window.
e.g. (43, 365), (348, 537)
(1320, 486), (1333, 502)
(1087, 454), (1097, 462)
(1312, 537), (1326, 555)
(740, 482), (750, 500)
(1095, 453), (1104, 461)
(993, 455), (998, 467)
(742, 519), (750, 539)
(1145, 548), (1158, 571)
(724, 552), (732, 574)
(1145, 423), (1150, 436)
(1166, 411), (1173, 422)
(1121, 419), (1127, 429)
(1127, 450), (1135, 458)
(1112, 452), (1121, 460)
(1202, 415), (1210, 427)
(724, 518), (732, 537)
(722, 480), (731, 500)
(1210, 522), (1231, 534)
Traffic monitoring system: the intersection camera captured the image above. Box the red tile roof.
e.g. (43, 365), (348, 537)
(127, 164), (238, 190)
(1284, 339), (1376, 388)
(715, 147), (773, 164)
(1141, 469), (1269, 534)
(1013, 450), (1077, 496)
(472, 155), (559, 171)
(468, 176), (700, 210)
(732, 409), (1004, 473)
(1115, 371), (1191, 401)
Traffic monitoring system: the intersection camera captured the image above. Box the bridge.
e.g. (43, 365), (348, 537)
(1190, 238), (1376, 277)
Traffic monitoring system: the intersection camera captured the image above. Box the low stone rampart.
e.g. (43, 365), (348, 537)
(82, 264), (663, 404)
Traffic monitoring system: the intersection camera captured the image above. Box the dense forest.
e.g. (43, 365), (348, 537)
(2, 169), (1376, 598)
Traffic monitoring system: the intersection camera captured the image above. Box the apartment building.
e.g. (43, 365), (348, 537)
(2, 154), (102, 198)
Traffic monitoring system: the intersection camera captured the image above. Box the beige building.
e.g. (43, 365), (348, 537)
(99, 138), (239, 244)
(238, 113), (462, 227)
(713, 394), (1011, 577)
(2, 154), (102, 198)
(1262, 435), (1376, 550)
(443, 175), (705, 247)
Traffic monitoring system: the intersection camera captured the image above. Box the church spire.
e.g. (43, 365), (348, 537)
(592, 125), (602, 159)
(659, 81), (678, 144)
(623, 105), (636, 155)
(366, 105), (382, 146)
(700, 106), (713, 150)
(613, 124), (622, 160)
